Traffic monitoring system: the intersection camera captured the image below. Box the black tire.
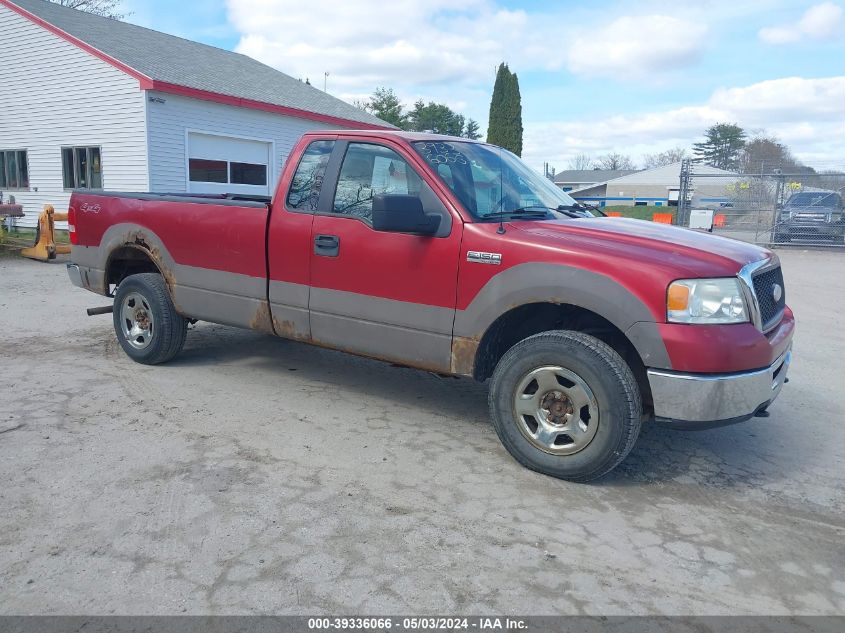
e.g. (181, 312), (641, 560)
(112, 273), (187, 365)
(489, 330), (642, 482)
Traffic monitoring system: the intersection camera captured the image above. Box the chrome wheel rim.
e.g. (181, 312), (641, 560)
(120, 292), (155, 350)
(513, 365), (599, 455)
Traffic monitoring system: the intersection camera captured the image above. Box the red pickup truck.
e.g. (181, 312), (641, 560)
(66, 131), (794, 481)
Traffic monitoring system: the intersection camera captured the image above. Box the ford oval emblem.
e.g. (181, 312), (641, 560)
(772, 283), (783, 303)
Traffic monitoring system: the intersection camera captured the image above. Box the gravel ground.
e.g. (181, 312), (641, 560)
(0, 248), (843, 615)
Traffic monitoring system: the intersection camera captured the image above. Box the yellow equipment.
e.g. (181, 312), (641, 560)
(21, 205), (72, 262)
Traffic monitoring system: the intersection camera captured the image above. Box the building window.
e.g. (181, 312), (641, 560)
(189, 159), (228, 183)
(230, 162), (267, 186)
(62, 147), (102, 189)
(0, 150), (29, 189)
(189, 158), (268, 187)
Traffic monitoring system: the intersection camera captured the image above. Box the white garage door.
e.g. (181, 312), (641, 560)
(187, 132), (272, 196)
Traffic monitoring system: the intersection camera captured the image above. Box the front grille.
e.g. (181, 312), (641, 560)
(752, 265), (786, 330)
(793, 213), (827, 223)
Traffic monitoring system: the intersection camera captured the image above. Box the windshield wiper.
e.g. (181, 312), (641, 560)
(555, 204), (601, 218)
(480, 207), (552, 221)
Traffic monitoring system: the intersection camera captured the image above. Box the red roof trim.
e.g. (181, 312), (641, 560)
(147, 81), (392, 130)
(1, 0), (151, 83)
(2, 0), (391, 131)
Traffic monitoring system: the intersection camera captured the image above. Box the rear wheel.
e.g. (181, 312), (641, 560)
(113, 273), (187, 365)
(489, 330), (642, 482)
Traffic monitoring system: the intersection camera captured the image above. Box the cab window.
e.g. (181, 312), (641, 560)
(332, 143), (424, 223)
(287, 140), (335, 211)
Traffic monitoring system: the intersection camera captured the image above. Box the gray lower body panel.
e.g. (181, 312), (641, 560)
(311, 311), (453, 372)
(309, 287), (455, 372)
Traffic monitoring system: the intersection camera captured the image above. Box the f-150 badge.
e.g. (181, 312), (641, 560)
(467, 251), (502, 265)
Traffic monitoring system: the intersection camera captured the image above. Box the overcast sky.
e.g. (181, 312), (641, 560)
(123, 0), (845, 172)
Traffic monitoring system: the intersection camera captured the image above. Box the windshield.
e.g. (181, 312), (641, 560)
(786, 192), (843, 208)
(411, 140), (597, 220)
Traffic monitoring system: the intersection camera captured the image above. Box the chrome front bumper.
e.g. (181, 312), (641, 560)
(647, 346), (792, 428)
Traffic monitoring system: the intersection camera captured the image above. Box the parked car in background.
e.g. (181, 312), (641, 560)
(775, 191), (845, 243)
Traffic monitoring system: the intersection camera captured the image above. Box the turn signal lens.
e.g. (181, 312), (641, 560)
(667, 283), (690, 311)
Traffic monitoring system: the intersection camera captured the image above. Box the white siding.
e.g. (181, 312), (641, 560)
(145, 91), (337, 194)
(0, 4), (148, 228)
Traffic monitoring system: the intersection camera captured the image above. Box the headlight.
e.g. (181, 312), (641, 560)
(667, 278), (748, 324)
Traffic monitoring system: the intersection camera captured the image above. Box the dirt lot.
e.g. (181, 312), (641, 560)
(1, 248), (843, 616)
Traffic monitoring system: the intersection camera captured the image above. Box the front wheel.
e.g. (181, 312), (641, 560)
(113, 273), (187, 365)
(489, 331), (642, 482)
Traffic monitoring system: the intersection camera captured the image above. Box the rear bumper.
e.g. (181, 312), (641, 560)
(66, 259), (106, 295)
(67, 263), (84, 288)
(647, 346), (792, 429)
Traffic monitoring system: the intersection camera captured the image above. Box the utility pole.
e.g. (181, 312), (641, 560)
(678, 159), (692, 227)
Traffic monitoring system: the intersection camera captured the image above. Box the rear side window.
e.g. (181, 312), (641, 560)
(287, 140), (335, 211)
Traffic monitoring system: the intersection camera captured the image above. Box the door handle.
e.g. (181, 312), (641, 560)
(314, 234), (340, 257)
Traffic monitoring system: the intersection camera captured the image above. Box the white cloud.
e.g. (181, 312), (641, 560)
(225, 1), (710, 93)
(523, 76), (845, 170)
(759, 2), (843, 44)
(566, 15), (708, 78)
(226, 0), (535, 90)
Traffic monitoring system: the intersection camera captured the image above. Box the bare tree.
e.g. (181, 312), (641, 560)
(594, 153), (636, 170)
(738, 135), (803, 174)
(51, 0), (127, 19)
(566, 153), (593, 170)
(643, 147), (687, 168)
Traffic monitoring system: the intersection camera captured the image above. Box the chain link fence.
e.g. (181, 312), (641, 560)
(677, 164), (845, 248)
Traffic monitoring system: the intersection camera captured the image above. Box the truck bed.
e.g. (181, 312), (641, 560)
(70, 190), (272, 330)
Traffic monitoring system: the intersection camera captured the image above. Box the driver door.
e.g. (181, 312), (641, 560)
(308, 140), (463, 372)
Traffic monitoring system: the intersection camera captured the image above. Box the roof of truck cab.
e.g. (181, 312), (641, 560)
(308, 130), (486, 143)
(2, 0), (391, 130)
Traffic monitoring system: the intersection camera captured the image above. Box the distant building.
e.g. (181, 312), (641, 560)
(553, 169), (640, 192)
(564, 162), (738, 207)
(0, 0), (389, 228)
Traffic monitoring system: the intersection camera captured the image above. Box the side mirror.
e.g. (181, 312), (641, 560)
(372, 194), (441, 236)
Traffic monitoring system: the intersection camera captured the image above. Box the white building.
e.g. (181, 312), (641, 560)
(565, 162), (739, 207)
(0, 0), (389, 228)
(553, 168), (640, 192)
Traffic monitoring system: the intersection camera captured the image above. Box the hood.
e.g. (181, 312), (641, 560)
(510, 217), (771, 278)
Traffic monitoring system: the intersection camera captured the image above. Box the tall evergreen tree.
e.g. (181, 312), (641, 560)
(486, 63), (523, 156)
(464, 119), (481, 140)
(693, 123), (747, 170)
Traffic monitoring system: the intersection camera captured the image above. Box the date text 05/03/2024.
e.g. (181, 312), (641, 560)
(307, 617), (528, 630)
